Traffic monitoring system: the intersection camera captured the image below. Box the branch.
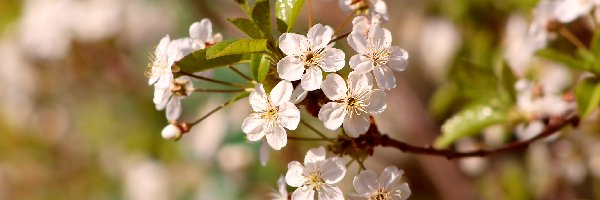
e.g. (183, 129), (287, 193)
(329, 32), (351, 45)
(379, 114), (579, 159)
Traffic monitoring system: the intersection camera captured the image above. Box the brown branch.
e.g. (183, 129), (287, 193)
(379, 114), (580, 159)
(329, 32), (351, 45)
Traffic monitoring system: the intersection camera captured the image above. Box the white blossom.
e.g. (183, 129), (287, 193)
(277, 24), (345, 91)
(242, 81), (301, 150)
(348, 26), (409, 90)
(271, 176), (289, 200)
(318, 73), (387, 137)
(504, 15), (535, 77)
(528, 0), (559, 51)
(147, 36), (193, 89)
(352, 14), (383, 37)
(339, 0), (388, 21)
(285, 147), (346, 200)
(349, 166), (411, 200)
(155, 76), (194, 121)
(189, 18), (223, 50)
(553, 0), (600, 23)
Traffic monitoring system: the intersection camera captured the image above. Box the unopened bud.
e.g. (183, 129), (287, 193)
(161, 124), (182, 140)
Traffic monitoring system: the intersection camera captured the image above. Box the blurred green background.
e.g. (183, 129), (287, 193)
(2, 0), (600, 199)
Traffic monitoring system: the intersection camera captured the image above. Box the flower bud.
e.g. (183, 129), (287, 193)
(161, 124), (181, 140)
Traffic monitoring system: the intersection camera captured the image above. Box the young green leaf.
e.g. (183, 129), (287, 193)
(175, 49), (251, 74)
(429, 82), (460, 119)
(591, 27), (600, 56)
(206, 39), (269, 59)
(227, 18), (263, 39)
(536, 48), (586, 71)
(276, 0), (305, 33)
(434, 105), (510, 149)
(575, 77), (600, 117)
(250, 54), (271, 82)
(251, 0), (273, 39)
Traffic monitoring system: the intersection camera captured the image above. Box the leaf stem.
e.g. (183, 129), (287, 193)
(228, 65), (252, 81)
(300, 120), (334, 142)
(179, 71), (249, 89)
(329, 32), (351, 45)
(188, 96), (245, 126)
(356, 158), (366, 170)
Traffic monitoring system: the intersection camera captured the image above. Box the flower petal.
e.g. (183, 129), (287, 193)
(270, 80), (294, 106)
(321, 157), (346, 184)
(318, 102), (347, 130)
(291, 85), (308, 104)
(353, 169), (379, 196)
(277, 56), (305, 81)
(166, 97), (182, 121)
(305, 146), (327, 164)
(349, 55), (374, 74)
(369, 26), (392, 49)
(352, 16), (370, 36)
(373, 65), (396, 90)
(317, 185), (344, 200)
(379, 166), (402, 191)
(318, 48), (345, 72)
(396, 183), (411, 200)
(321, 74), (348, 101)
(286, 161), (308, 187)
(278, 102), (300, 130)
(348, 33), (368, 54)
(348, 73), (372, 97)
(292, 186), (315, 200)
(371, 0), (388, 20)
(388, 46), (409, 71)
(364, 90), (387, 114)
(343, 112), (370, 137)
(301, 66), (323, 91)
(189, 19), (212, 43)
(242, 113), (267, 140)
(153, 87), (169, 109)
(307, 24), (334, 50)
(260, 141), (270, 166)
(266, 125), (287, 150)
(279, 33), (308, 56)
(249, 84), (269, 112)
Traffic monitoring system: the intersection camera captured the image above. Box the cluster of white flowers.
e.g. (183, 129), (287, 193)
(148, 19), (222, 127)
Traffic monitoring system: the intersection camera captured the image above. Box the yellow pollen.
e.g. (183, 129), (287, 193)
(368, 189), (392, 200)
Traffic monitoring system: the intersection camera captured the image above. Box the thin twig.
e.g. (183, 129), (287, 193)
(329, 32), (351, 45)
(379, 114), (579, 159)
(228, 65), (252, 81)
(345, 158), (355, 167)
(559, 27), (587, 49)
(179, 71), (249, 88)
(356, 158), (367, 170)
(194, 88), (246, 93)
(300, 120), (334, 142)
(288, 136), (330, 141)
(188, 97), (244, 126)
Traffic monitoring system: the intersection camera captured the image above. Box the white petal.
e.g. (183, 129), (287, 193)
(249, 84), (269, 112)
(277, 176), (288, 196)
(307, 24), (334, 50)
(353, 169), (379, 196)
(343, 112), (370, 137)
(348, 33), (368, 54)
(291, 85), (308, 104)
(153, 87), (169, 109)
(277, 56), (305, 81)
(270, 80), (294, 106)
(278, 102), (301, 130)
(279, 33), (308, 56)
(292, 186), (315, 200)
(379, 166), (402, 191)
(373, 65), (396, 90)
(352, 16), (370, 36)
(317, 185), (344, 200)
(305, 146), (327, 164)
(396, 183), (411, 200)
(318, 48), (345, 72)
(318, 102), (347, 130)
(348, 73), (372, 97)
(266, 125), (287, 150)
(371, 0), (388, 20)
(321, 74), (348, 101)
(369, 26), (392, 49)
(155, 35), (171, 56)
(388, 46), (409, 71)
(260, 141), (270, 166)
(349, 55), (374, 74)
(286, 161), (308, 187)
(189, 19), (212, 43)
(242, 113), (267, 141)
(166, 97), (182, 121)
(364, 90), (386, 114)
(301, 66), (323, 91)
(320, 157), (346, 184)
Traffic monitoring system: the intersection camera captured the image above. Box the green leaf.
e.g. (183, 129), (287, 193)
(206, 39), (269, 59)
(591, 28), (600, 56)
(575, 77), (600, 117)
(250, 54), (271, 82)
(536, 48), (586, 71)
(227, 18), (263, 39)
(175, 49), (251, 74)
(429, 82), (460, 119)
(499, 61), (517, 103)
(276, 0), (305, 32)
(251, 0), (273, 39)
(434, 105), (510, 149)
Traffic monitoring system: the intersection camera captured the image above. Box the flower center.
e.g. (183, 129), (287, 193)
(303, 50), (323, 68)
(171, 79), (191, 96)
(344, 95), (368, 117)
(369, 48), (391, 67)
(306, 172), (324, 190)
(368, 189), (392, 200)
(263, 108), (279, 120)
